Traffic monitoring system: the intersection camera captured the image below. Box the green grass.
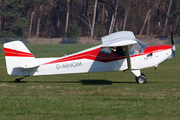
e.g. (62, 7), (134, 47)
(0, 43), (180, 120)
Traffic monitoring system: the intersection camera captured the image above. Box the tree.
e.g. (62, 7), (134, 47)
(163, 0), (172, 36)
(139, 0), (154, 35)
(36, 3), (42, 38)
(123, 0), (131, 31)
(0, 0), (179, 38)
(101, 0), (106, 35)
(61, 23), (80, 44)
(65, 0), (70, 33)
(109, 0), (119, 34)
(0, 0), (29, 38)
(79, 0), (85, 34)
(169, 0), (180, 33)
(146, 15), (150, 35)
(156, 0), (165, 33)
(91, 0), (98, 39)
(28, 3), (36, 38)
(0, 0), (2, 31)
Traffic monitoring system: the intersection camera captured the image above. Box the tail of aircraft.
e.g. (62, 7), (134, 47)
(4, 41), (40, 76)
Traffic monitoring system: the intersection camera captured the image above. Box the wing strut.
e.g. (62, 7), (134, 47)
(124, 46), (131, 69)
(124, 45), (141, 77)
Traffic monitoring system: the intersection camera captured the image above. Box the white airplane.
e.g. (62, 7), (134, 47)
(3, 31), (176, 83)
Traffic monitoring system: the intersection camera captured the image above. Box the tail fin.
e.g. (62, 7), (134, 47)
(4, 41), (39, 76)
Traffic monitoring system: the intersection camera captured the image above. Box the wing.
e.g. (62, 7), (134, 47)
(101, 31), (137, 70)
(102, 31), (137, 47)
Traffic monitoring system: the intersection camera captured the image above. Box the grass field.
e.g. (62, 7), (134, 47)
(0, 43), (180, 120)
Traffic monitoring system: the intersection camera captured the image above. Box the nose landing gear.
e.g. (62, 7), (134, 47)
(135, 73), (146, 84)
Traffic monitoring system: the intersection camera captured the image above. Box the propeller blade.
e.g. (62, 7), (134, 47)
(170, 25), (177, 64)
(173, 50), (177, 64)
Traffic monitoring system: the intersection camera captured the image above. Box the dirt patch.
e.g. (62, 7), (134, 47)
(0, 83), (17, 88)
(28, 38), (62, 44)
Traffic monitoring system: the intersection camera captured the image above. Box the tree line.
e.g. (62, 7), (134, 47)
(0, 0), (179, 39)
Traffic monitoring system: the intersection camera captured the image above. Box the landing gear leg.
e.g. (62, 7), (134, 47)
(135, 73), (147, 84)
(131, 70), (147, 84)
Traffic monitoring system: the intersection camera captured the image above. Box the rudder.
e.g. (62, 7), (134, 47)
(4, 41), (39, 76)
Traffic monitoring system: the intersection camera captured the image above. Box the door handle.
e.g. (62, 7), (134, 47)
(147, 53), (153, 57)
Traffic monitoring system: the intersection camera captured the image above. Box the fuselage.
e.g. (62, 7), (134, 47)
(26, 42), (171, 76)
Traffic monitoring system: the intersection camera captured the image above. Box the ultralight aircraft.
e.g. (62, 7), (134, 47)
(3, 31), (176, 83)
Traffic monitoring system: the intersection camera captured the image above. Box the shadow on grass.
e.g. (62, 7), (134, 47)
(80, 80), (113, 85)
(0, 81), (80, 84)
(0, 79), (156, 85)
(79, 79), (142, 85)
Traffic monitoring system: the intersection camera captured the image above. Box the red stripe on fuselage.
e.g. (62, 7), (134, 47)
(130, 45), (171, 57)
(4, 48), (34, 57)
(43, 47), (126, 65)
(143, 45), (171, 54)
(44, 47), (101, 65)
(44, 45), (171, 65)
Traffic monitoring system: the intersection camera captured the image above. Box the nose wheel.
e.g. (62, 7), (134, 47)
(135, 73), (146, 84)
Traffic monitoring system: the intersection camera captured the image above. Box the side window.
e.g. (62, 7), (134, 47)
(99, 47), (112, 54)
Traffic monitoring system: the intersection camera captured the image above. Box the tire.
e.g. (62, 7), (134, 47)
(141, 73), (146, 78)
(136, 74), (146, 84)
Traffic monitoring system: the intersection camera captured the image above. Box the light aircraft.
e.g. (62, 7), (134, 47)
(3, 31), (176, 83)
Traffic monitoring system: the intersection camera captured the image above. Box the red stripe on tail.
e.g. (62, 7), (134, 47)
(4, 48), (34, 57)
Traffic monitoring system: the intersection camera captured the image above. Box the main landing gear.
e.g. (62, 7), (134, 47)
(15, 76), (29, 83)
(135, 73), (146, 84)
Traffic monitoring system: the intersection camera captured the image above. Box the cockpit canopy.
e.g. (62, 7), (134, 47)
(99, 39), (147, 56)
(129, 39), (147, 55)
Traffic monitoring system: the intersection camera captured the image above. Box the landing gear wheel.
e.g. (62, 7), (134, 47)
(15, 78), (20, 83)
(135, 73), (146, 84)
(141, 73), (146, 78)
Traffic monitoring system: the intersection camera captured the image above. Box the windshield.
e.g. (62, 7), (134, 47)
(129, 39), (147, 55)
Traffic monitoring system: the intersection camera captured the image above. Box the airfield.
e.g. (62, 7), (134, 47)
(0, 43), (180, 119)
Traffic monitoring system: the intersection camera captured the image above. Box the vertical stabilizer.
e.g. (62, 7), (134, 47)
(4, 41), (39, 76)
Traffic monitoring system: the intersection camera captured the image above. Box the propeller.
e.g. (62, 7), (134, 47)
(170, 25), (177, 65)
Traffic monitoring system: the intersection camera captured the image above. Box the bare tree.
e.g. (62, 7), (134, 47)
(65, 0), (70, 33)
(102, 2), (105, 25)
(28, 5), (35, 38)
(162, 0), (172, 36)
(156, 0), (165, 33)
(139, 0), (154, 35)
(110, 0), (119, 34)
(146, 15), (150, 35)
(174, 15), (179, 32)
(101, 0), (108, 35)
(91, 0), (98, 39)
(78, 12), (92, 37)
(79, 0), (85, 27)
(123, 0), (131, 31)
(0, 0), (2, 31)
(85, 0), (89, 16)
(36, 4), (42, 38)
